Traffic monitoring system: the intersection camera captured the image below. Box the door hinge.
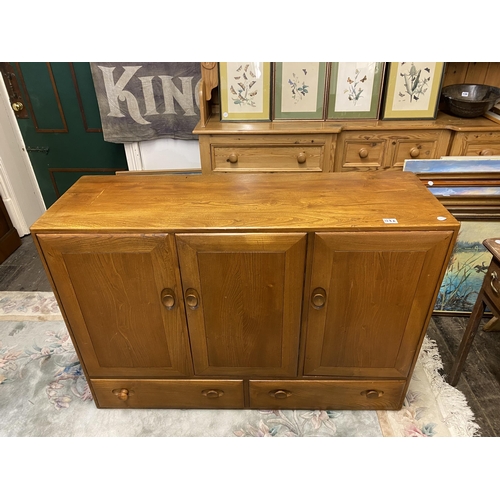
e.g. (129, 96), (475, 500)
(26, 146), (49, 155)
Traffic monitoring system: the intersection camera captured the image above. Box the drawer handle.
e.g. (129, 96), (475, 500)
(358, 148), (369, 159)
(311, 287), (327, 309)
(296, 152), (307, 164)
(269, 389), (292, 399)
(202, 389), (224, 398)
(112, 388), (132, 401)
(480, 149), (493, 156)
(409, 147), (420, 158)
(491, 271), (499, 294)
(361, 389), (384, 399)
(160, 288), (175, 310)
(185, 288), (200, 309)
(227, 153), (238, 163)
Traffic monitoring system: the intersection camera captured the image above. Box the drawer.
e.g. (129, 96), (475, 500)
(449, 131), (500, 157)
(249, 379), (406, 410)
(92, 379), (245, 409)
(484, 258), (500, 309)
(339, 138), (386, 170)
(212, 145), (323, 172)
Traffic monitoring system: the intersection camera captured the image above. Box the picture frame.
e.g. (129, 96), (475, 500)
(219, 62), (271, 122)
(434, 214), (500, 316)
(381, 62), (445, 120)
(326, 62), (385, 120)
(273, 62), (327, 120)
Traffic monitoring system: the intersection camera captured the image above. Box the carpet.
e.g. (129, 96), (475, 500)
(0, 291), (480, 437)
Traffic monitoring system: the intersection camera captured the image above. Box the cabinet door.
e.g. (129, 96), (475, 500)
(304, 231), (454, 378)
(176, 233), (307, 376)
(38, 234), (192, 377)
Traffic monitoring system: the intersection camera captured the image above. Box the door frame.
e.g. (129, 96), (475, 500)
(0, 74), (46, 235)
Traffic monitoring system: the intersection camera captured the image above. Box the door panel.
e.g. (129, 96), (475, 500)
(304, 231), (454, 377)
(37, 233), (192, 377)
(176, 233), (307, 376)
(5, 62), (127, 207)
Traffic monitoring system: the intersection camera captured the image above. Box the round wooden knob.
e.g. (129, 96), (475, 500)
(311, 287), (326, 309)
(228, 153), (238, 163)
(115, 389), (129, 401)
(269, 389), (291, 399)
(480, 149), (493, 156)
(297, 152), (307, 164)
(409, 147), (420, 158)
(161, 288), (175, 309)
(358, 148), (369, 159)
(202, 389), (224, 398)
(364, 389), (383, 399)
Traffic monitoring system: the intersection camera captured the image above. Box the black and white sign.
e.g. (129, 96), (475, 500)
(90, 62), (201, 143)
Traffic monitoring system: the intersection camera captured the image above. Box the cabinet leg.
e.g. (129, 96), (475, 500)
(448, 293), (486, 386)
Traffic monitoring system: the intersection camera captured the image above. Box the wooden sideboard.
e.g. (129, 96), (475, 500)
(194, 113), (500, 175)
(31, 171), (459, 410)
(194, 62), (500, 174)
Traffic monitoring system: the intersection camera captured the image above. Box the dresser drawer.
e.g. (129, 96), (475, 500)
(213, 145), (323, 172)
(336, 130), (451, 172)
(449, 131), (500, 156)
(484, 258), (500, 308)
(249, 379), (406, 410)
(92, 379), (245, 409)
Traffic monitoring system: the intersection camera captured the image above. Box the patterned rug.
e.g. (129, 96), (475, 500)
(0, 292), (480, 437)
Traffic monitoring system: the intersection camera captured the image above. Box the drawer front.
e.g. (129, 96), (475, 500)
(92, 379), (245, 409)
(212, 145), (323, 172)
(339, 138), (386, 171)
(249, 379), (406, 410)
(449, 131), (500, 157)
(484, 258), (500, 309)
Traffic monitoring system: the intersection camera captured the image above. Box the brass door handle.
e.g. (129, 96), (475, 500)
(185, 288), (200, 309)
(12, 101), (24, 112)
(311, 287), (327, 309)
(160, 288), (175, 309)
(491, 271), (499, 294)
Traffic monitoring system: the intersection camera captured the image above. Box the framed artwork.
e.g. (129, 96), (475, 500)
(326, 62), (385, 120)
(273, 62), (327, 120)
(219, 62), (271, 122)
(381, 62), (445, 120)
(434, 215), (500, 315)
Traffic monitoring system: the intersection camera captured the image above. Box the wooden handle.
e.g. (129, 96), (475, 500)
(269, 389), (292, 399)
(161, 288), (175, 309)
(311, 287), (326, 309)
(409, 147), (420, 158)
(297, 152), (307, 164)
(185, 288), (199, 309)
(358, 148), (368, 159)
(480, 149), (493, 156)
(202, 389), (224, 398)
(112, 389), (130, 401)
(491, 271), (499, 294)
(362, 389), (384, 399)
(228, 153), (238, 163)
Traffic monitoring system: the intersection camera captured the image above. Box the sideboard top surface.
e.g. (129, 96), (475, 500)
(31, 171), (459, 233)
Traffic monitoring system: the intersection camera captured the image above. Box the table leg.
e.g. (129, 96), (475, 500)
(448, 291), (486, 386)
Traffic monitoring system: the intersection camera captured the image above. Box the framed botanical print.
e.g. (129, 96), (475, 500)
(219, 62), (271, 122)
(327, 62), (385, 120)
(381, 62), (445, 120)
(273, 62), (327, 120)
